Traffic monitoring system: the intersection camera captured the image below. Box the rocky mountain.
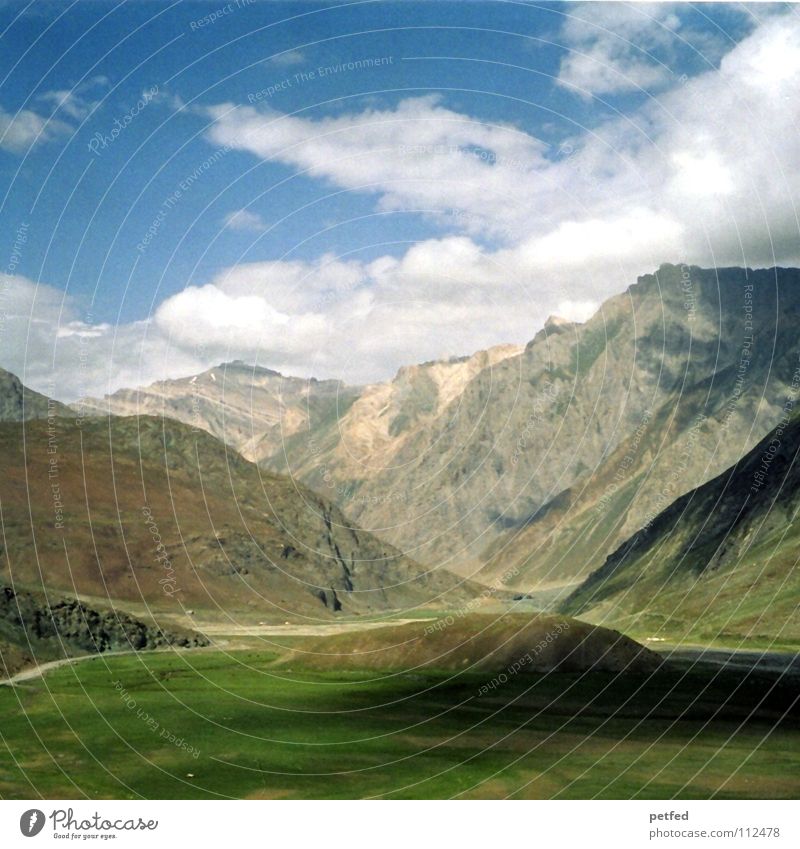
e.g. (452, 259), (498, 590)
(78, 360), (359, 466)
(477, 265), (800, 596)
(81, 347), (523, 480)
(562, 408), (800, 643)
(0, 367), (71, 421)
(63, 265), (800, 610)
(266, 342), (523, 487)
(0, 403), (480, 621)
(265, 264), (799, 581)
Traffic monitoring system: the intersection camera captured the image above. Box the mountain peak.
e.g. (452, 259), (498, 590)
(526, 314), (578, 350)
(215, 360), (283, 378)
(544, 314), (574, 331)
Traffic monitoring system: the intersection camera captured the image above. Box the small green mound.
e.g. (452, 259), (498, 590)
(277, 612), (662, 675)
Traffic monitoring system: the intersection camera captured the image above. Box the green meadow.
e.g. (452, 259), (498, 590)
(1, 649), (797, 800)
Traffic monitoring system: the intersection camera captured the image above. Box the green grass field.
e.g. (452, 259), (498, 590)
(1, 649), (797, 799)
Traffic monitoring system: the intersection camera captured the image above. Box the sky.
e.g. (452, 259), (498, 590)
(0, 0), (797, 401)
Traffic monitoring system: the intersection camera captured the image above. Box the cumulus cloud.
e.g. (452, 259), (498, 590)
(153, 283), (327, 359)
(0, 274), (206, 401)
(555, 2), (683, 97)
(4, 11), (800, 400)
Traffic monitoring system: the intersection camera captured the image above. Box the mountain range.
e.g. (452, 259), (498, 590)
(79, 360), (360, 467)
(80, 264), (800, 595)
(4, 263), (799, 644)
(480, 265), (800, 601)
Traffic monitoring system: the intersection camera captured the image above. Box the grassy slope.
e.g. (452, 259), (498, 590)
(562, 412), (800, 645)
(0, 415), (477, 621)
(273, 612), (662, 675)
(0, 648), (796, 799)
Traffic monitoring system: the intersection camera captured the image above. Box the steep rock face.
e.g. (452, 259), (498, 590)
(0, 368), (71, 421)
(268, 342), (523, 483)
(276, 265), (800, 574)
(79, 348), (523, 488)
(479, 266), (800, 592)
(561, 410), (800, 642)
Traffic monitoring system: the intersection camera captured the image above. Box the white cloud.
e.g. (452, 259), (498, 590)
(1, 75), (108, 154)
(139, 235), (627, 386)
(556, 2), (681, 96)
(556, 299), (600, 324)
(515, 209), (684, 269)
(154, 284), (328, 363)
(199, 10), (800, 266)
(0, 274), (205, 401)
(37, 89), (98, 121)
(0, 106), (69, 153)
(222, 208), (267, 231)
(558, 45), (670, 97)
(150, 11), (796, 384)
(269, 49), (305, 67)
(669, 150), (734, 198)
(5, 12), (800, 399)
(196, 8), (797, 272)
(733, 16), (800, 87)
(204, 94), (550, 240)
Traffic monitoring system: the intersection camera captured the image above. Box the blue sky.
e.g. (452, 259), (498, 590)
(0, 1), (796, 398)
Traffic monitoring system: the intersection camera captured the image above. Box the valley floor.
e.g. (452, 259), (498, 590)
(0, 648), (797, 800)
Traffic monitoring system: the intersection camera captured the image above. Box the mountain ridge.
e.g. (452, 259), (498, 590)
(561, 402), (800, 642)
(283, 263), (800, 575)
(39, 264), (800, 621)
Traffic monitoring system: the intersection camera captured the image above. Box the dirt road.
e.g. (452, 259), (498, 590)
(196, 617), (427, 637)
(1, 650), (140, 687)
(1, 618), (428, 686)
